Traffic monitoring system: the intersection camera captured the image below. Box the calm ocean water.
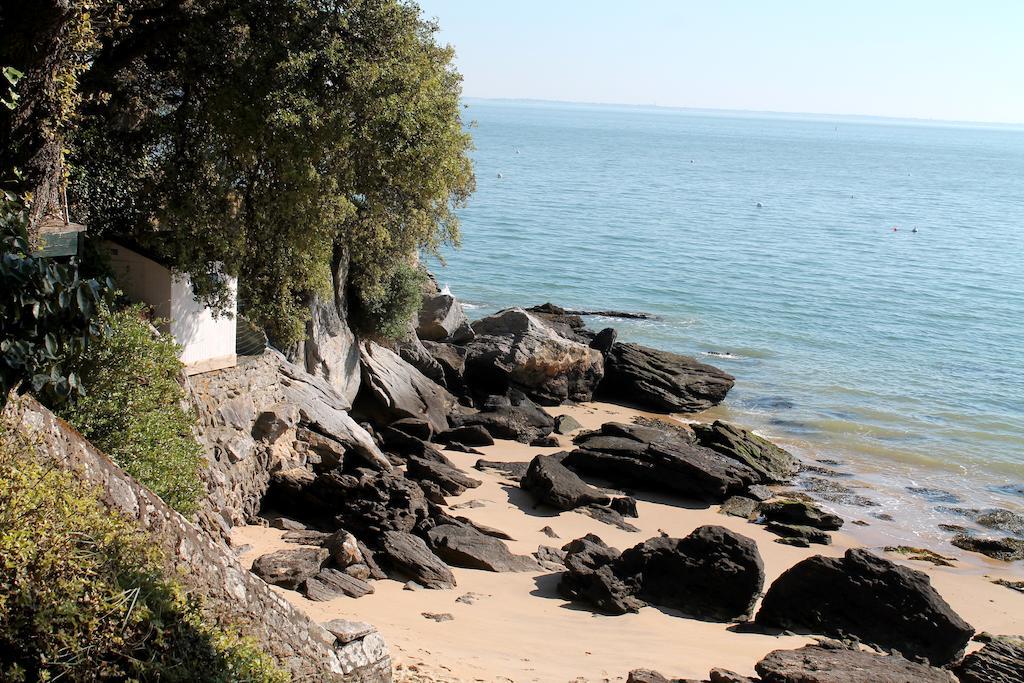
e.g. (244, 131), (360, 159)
(431, 98), (1024, 543)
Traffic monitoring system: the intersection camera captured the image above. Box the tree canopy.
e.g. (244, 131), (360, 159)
(2, 0), (474, 343)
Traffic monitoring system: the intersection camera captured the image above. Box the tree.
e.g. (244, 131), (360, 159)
(70, 0), (474, 343)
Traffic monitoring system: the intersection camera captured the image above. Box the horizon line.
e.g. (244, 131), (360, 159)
(461, 95), (1024, 130)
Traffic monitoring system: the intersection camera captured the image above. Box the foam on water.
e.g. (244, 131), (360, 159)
(430, 99), (1024, 548)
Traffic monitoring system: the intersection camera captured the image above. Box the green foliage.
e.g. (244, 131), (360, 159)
(0, 193), (113, 406)
(0, 421), (289, 682)
(71, 0), (474, 344)
(351, 260), (426, 340)
(59, 305), (204, 515)
(2, 66), (22, 110)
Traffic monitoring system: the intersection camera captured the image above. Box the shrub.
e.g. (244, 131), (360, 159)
(0, 420), (288, 682)
(0, 192), (113, 407)
(59, 305), (204, 515)
(350, 260), (426, 341)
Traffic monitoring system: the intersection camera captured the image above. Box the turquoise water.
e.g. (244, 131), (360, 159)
(431, 99), (1024, 538)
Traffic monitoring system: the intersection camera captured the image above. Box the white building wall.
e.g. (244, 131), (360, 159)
(105, 241), (237, 375)
(170, 273), (238, 374)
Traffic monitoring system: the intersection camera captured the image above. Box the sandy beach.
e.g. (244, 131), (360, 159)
(233, 401), (1024, 682)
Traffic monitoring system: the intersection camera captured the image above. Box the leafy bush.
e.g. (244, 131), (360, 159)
(0, 421), (288, 683)
(350, 260), (426, 340)
(59, 305), (204, 515)
(0, 193), (113, 406)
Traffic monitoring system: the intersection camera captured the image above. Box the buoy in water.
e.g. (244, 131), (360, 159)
(912, 227), (918, 233)
(497, 172), (503, 178)
(756, 202), (763, 208)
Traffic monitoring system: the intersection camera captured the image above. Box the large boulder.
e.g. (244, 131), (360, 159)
(755, 645), (956, 683)
(448, 391), (555, 444)
(756, 549), (974, 665)
(318, 469), (431, 538)
(357, 341), (456, 433)
(421, 341), (470, 399)
(558, 535), (643, 615)
(405, 455), (483, 496)
(760, 499), (843, 531)
(285, 249), (361, 405)
(397, 335), (448, 387)
(463, 308), (604, 405)
(953, 635), (1024, 683)
(567, 422), (758, 501)
(616, 526), (764, 621)
(520, 454), (612, 510)
(599, 343), (734, 412)
(417, 292), (474, 343)
(251, 547), (329, 590)
(378, 531), (455, 589)
(692, 421), (799, 483)
(426, 524), (537, 572)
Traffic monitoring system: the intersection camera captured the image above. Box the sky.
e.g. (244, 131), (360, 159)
(415, 0), (1024, 125)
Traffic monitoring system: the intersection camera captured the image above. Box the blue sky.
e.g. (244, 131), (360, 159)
(416, 1), (1024, 124)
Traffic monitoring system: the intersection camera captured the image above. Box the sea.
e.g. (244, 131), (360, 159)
(429, 98), (1024, 550)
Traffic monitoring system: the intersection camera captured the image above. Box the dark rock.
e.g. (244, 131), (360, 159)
(616, 526), (764, 622)
(883, 546), (955, 567)
(378, 530), (456, 589)
(567, 422), (758, 501)
(436, 424), (494, 447)
(692, 421), (799, 483)
(450, 390), (555, 444)
(993, 579), (1024, 593)
(357, 540), (388, 580)
(760, 499), (843, 530)
(324, 529), (363, 568)
(581, 505), (641, 532)
(554, 414), (582, 435)
(755, 645), (956, 682)
(417, 292), (474, 343)
(406, 455), (482, 496)
(975, 509), (1024, 536)
(774, 536), (811, 548)
(952, 534), (1024, 561)
(463, 308), (605, 404)
(357, 341), (456, 433)
(421, 612), (454, 622)
(709, 669), (757, 683)
(746, 484), (774, 502)
(418, 479), (447, 504)
(756, 548), (974, 665)
(271, 516), (308, 531)
(420, 341), (470, 401)
(541, 526), (560, 538)
(765, 522), (832, 545)
(323, 469), (431, 538)
(720, 496), (759, 519)
(453, 516), (515, 541)
(389, 417), (434, 441)
(906, 486), (962, 504)
(344, 564), (371, 581)
(611, 496), (639, 518)
(426, 524), (538, 572)
(442, 442), (485, 455)
(530, 434), (560, 447)
(303, 568), (374, 600)
(599, 342), (734, 413)
(251, 547), (329, 590)
(590, 327), (618, 354)
(535, 545), (567, 567)
(558, 535), (643, 615)
(397, 336), (448, 388)
(282, 529), (332, 545)
(627, 670), (679, 683)
(953, 635), (1024, 683)
(475, 459), (530, 480)
(521, 454), (612, 510)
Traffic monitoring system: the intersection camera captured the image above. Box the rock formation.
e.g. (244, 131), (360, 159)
(600, 342), (735, 412)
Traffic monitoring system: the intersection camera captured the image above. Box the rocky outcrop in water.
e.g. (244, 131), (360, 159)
(566, 422), (758, 501)
(417, 292), (474, 343)
(462, 308), (605, 404)
(599, 342), (734, 412)
(692, 421), (800, 483)
(756, 549), (973, 665)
